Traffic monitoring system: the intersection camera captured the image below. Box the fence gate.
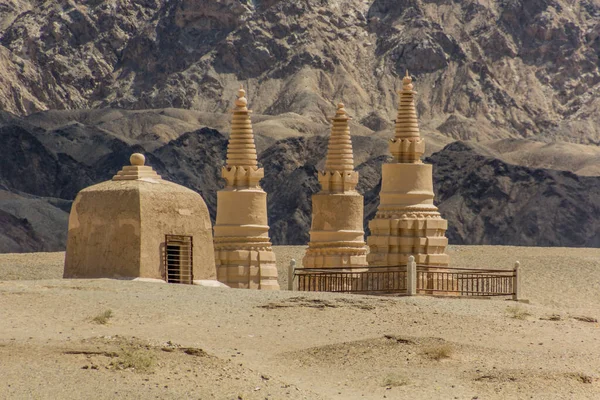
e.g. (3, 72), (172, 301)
(165, 235), (193, 284)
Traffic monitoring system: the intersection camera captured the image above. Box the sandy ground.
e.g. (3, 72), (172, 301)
(1, 245), (599, 399)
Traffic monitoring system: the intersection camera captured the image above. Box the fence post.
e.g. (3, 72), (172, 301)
(513, 261), (520, 301)
(407, 255), (417, 295)
(288, 259), (296, 291)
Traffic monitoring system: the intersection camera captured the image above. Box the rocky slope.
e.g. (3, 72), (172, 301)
(3, 0), (600, 143)
(3, 111), (600, 252)
(429, 142), (600, 247)
(0, 188), (70, 252)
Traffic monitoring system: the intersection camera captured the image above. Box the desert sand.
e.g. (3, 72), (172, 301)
(0, 245), (599, 399)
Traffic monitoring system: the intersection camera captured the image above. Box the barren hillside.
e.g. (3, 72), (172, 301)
(3, 0), (600, 143)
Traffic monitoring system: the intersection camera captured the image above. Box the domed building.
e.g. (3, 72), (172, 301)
(64, 153), (217, 284)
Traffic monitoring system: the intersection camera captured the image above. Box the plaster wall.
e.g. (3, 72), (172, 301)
(379, 163), (436, 209)
(309, 193), (365, 242)
(215, 249), (278, 290)
(213, 189), (269, 238)
(303, 193), (368, 269)
(213, 181), (279, 290)
(64, 182), (141, 279)
(368, 162), (449, 267)
(64, 180), (217, 281)
(139, 182), (216, 281)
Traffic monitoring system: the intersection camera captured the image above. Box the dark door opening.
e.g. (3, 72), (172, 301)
(165, 235), (193, 284)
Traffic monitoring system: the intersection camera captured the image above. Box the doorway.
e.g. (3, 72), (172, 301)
(165, 235), (193, 284)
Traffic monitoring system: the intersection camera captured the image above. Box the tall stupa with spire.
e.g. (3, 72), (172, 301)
(302, 103), (368, 269)
(366, 72), (449, 267)
(213, 86), (280, 290)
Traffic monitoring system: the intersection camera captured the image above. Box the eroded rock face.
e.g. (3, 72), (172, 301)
(2, 0), (600, 141)
(0, 208), (43, 253)
(0, 125), (97, 199)
(0, 0), (164, 114)
(0, 190), (70, 253)
(260, 136), (326, 245)
(428, 141), (600, 247)
(2, 114), (600, 251)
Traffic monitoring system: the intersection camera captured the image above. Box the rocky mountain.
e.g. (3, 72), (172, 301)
(3, 0), (600, 143)
(3, 0), (600, 253)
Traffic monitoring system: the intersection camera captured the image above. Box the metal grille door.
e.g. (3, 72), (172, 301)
(165, 235), (193, 284)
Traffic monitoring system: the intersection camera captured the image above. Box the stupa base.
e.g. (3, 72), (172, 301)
(367, 214), (449, 267)
(215, 248), (280, 290)
(302, 246), (368, 269)
(366, 252), (449, 267)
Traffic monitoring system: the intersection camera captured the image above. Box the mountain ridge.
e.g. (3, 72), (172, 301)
(3, 0), (600, 142)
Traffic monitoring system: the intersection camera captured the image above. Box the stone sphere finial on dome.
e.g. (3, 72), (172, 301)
(235, 85), (248, 108)
(112, 153), (161, 180)
(130, 153), (145, 166)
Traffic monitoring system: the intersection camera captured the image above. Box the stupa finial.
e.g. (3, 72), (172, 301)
(112, 153), (161, 181)
(402, 70), (414, 91)
(335, 102), (349, 119)
(325, 101), (354, 173)
(234, 85), (248, 110)
(395, 71), (420, 140)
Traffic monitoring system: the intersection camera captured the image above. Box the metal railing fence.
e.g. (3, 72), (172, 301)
(291, 258), (521, 300)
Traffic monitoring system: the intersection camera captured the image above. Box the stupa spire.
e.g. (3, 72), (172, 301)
(389, 71), (425, 163)
(395, 71), (420, 139)
(325, 103), (355, 173)
(222, 86), (263, 188)
(318, 102), (358, 192)
(226, 85), (258, 168)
